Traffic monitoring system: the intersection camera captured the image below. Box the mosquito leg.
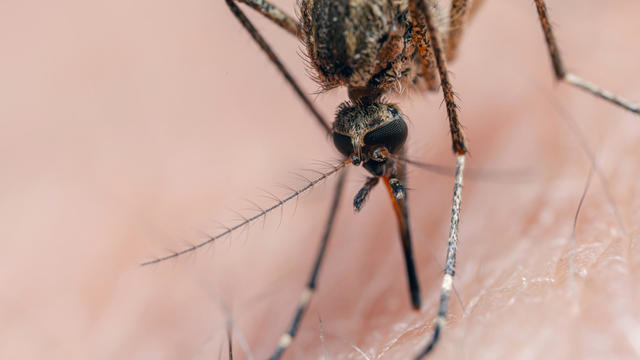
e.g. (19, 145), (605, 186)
(413, 0), (485, 84)
(444, 0), (469, 61)
(269, 170), (347, 360)
(414, 155), (465, 359)
(353, 176), (379, 212)
(445, 0), (486, 61)
(225, 0), (331, 133)
(383, 157), (421, 309)
(533, 0), (639, 114)
(410, 0), (467, 154)
(410, 0), (440, 90)
(236, 0), (300, 37)
(409, 0), (467, 356)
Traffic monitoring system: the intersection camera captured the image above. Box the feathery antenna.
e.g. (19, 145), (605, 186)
(140, 159), (350, 266)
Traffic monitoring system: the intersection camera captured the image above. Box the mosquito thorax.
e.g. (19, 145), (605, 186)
(332, 101), (408, 176)
(300, 0), (412, 91)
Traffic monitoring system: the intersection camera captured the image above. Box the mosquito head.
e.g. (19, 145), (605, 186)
(332, 101), (408, 176)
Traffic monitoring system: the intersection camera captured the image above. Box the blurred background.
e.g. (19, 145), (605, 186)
(1, 0), (639, 359)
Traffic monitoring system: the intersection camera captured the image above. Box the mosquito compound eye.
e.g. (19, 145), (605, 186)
(363, 117), (408, 154)
(333, 132), (354, 156)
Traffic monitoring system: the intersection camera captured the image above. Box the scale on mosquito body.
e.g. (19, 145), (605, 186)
(143, 0), (638, 358)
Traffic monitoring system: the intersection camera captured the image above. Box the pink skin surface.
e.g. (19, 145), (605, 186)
(1, 0), (639, 359)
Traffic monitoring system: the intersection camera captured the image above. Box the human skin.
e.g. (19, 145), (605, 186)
(0, 0), (639, 359)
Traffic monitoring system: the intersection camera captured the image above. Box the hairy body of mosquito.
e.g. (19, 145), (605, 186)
(302, 0), (424, 94)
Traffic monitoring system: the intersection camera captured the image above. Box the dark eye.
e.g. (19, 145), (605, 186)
(333, 132), (354, 156)
(363, 117), (408, 153)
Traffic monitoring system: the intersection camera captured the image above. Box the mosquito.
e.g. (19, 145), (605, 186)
(143, 0), (638, 358)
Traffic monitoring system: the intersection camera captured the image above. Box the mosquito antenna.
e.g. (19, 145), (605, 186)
(243, 199), (269, 228)
(226, 207), (254, 246)
(277, 183), (303, 216)
(210, 221), (234, 248)
(312, 159), (339, 168)
(376, 149), (532, 183)
(393, 156), (453, 176)
(302, 167), (334, 180)
(290, 171), (317, 188)
(391, 154), (532, 183)
(140, 159), (350, 266)
(256, 187), (286, 229)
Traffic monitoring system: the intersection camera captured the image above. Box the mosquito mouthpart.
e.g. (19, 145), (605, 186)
(372, 147), (388, 162)
(350, 154), (361, 165)
(388, 178), (405, 200)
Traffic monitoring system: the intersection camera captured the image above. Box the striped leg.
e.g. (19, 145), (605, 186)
(533, 0), (639, 114)
(269, 171), (347, 360)
(409, 0), (467, 357)
(409, 0), (467, 154)
(414, 155), (465, 359)
(410, 0), (441, 90)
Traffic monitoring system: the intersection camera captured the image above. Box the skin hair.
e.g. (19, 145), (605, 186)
(0, 0), (638, 359)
